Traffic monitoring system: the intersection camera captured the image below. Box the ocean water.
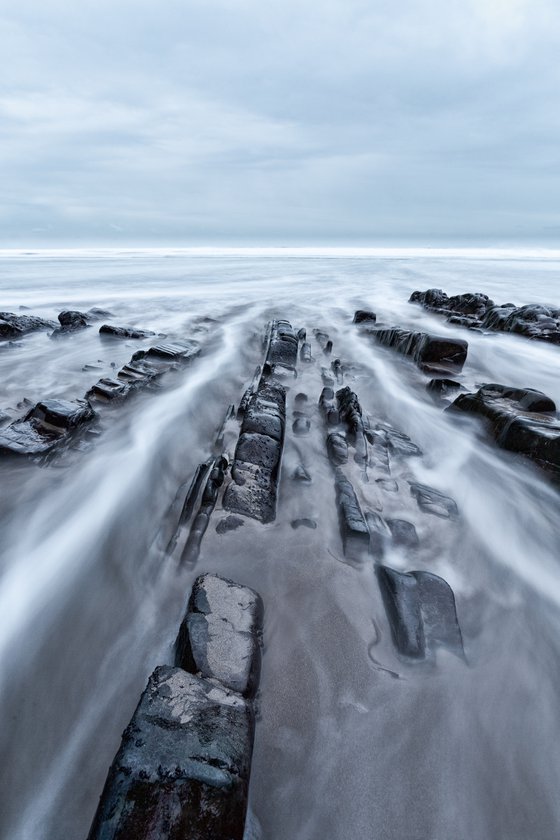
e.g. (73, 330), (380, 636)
(1, 247), (560, 840)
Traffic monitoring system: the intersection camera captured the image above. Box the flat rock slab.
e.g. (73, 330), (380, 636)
(0, 399), (95, 457)
(175, 574), (263, 698)
(409, 482), (458, 518)
(99, 324), (156, 339)
(447, 383), (560, 478)
(266, 320), (298, 373)
(334, 468), (370, 559)
(378, 566), (464, 660)
(88, 666), (253, 840)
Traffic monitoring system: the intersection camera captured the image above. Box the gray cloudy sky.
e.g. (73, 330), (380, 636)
(1, 0), (559, 244)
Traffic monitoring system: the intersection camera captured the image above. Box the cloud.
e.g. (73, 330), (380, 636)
(0, 0), (559, 243)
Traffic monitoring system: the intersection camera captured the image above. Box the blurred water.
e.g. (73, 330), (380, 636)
(1, 248), (560, 840)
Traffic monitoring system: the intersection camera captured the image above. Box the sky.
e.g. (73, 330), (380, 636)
(0, 0), (559, 245)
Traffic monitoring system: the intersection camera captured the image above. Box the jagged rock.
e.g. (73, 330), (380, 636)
(0, 399), (95, 457)
(336, 387), (368, 465)
(87, 666), (254, 840)
(300, 342), (312, 362)
(334, 468), (369, 559)
(0, 311), (56, 339)
(447, 384), (560, 477)
(183, 457), (228, 563)
(386, 519), (419, 547)
(175, 574), (263, 698)
(364, 325), (468, 374)
(51, 310), (90, 336)
(409, 482), (458, 518)
(216, 515), (245, 534)
(99, 324), (156, 339)
(291, 518), (317, 529)
(327, 432), (348, 466)
(136, 340), (200, 363)
(411, 288), (560, 345)
(266, 320), (298, 373)
(378, 566), (464, 660)
(224, 376), (286, 524)
(353, 310), (376, 324)
(377, 424), (423, 458)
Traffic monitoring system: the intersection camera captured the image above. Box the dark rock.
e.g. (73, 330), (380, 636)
(326, 432), (348, 465)
(319, 387), (339, 426)
(0, 311), (56, 339)
(266, 320), (298, 373)
(183, 457), (228, 563)
(291, 518), (317, 529)
(224, 376), (286, 524)
(87, 307), (113, 320)
(378, 424), (423, 458)
(363, 323), (468, 374)
(51, 310), (90, 336)
(300, 342), (312, 363)
(378, 566), (464, 660)
(313, 330), (330, 350)
(87, 666), (254, 840)
(297, 328), (306, 341)
(175, 574), (263, 698)
(353, 310), (376, 324)
(216, 515), (245, 534)
(336, 387), (368, 465)
(99, 324), (155, 339)
(331, 358), (343, 383)
(324, 340), (333, 355)
(409, 482), (458, 518)
(386, 519), (419, 548)
(238, 366), (262, 418)
(0, 399), (95, 457)
(293, 417), (310, 436)
(334, 468), (369, 559)
(447, 383), (560, 477)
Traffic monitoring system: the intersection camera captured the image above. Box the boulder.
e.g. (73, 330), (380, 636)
(87, 666), (254, 840)
(353, 310), (376, 324)
(175, 574), (263, 698)
(0, 311), (56, 339)
(0, 399), (95, 457)
(99, 324), (155, 339)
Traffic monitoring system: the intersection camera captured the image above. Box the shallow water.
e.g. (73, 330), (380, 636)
(1, 247), (560, 840)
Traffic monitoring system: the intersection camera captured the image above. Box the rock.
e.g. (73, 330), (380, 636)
(334, 468), (369, 559)
(365, 325), (468, 374)
(0, 311), (56, 339)
(183, 457), (228, 563)
(376, 478), (398, 492)
(331, 358), (343, 383)
(99, 324), (155, 339)
(426, 378), (463, 399)
(297, 328), (306, 341)
(0, 399), (95, 457)
(266, 320), (298, 373)
(324, 340), (333, 355)
(51, 310), (90, 336)
(293, 417), (310, 436)
(447, 383), (560, 477)
(377, 424), (423, 458)
(138, 340), (200, 363)
(327, 432), (348, 465)
(291, 518), (317, 529)
(175, 574), (263, 698)
(353, 310), (376, 324)
(300, 342), (312, 363)
(224, 376), (286, 524)
(409, 482), (458, 518)
(238, 367), (262, 418)
(377, 566), (464, 660)
(336, 387), (368, 465)
(216, 515), (245, 534)
(319, 387), (339, 426)
(386, 519), (419, 547)
(87, 307), (113, 320)
(365, 510), (391, 558)
(292, 464), (312, 482)
(411, 288), (560, 345)
(87, 666), (254, 840)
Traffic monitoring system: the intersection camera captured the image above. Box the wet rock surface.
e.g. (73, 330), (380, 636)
(357, 319), (468, 374)
(175, 574), (263, 698)
(0, 398), (95, 458)
(378, 567), (464, 659)
(411, 288), (560, 344)
(0, 311), (56, 339)
(447, 383), (560, 478)
(87, 666), (254, 840)
(99, 324), (156, 339)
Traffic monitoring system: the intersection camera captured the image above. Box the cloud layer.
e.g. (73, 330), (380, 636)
(1, 0), (559, 244)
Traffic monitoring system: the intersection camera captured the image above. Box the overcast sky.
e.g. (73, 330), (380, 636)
(1, 0), (559, 245)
